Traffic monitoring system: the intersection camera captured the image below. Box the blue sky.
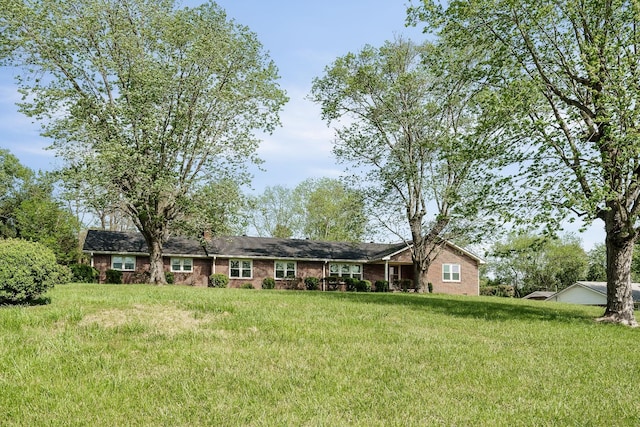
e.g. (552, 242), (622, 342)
(0, 0), (604, 249)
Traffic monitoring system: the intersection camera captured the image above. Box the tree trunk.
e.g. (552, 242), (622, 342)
(598, 214), (637, 326)
(140, 228), (168, 285)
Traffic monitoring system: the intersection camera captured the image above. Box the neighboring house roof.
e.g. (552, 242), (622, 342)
(546, 281), (640, 303)
(522, 291), (556, 300)
(83, 230), (485, 265)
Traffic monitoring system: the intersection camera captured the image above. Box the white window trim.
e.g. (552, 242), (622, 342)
(328, 263), (363, 279)
(274, 260), (297, 280)
(443, 263), (461, 282)
(230, 259), (253, 279)
(171, 258), (193, 273)
(112, 255), (136, 271)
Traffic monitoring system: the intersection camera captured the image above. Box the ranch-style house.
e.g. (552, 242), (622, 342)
(83, 229), (484, 295)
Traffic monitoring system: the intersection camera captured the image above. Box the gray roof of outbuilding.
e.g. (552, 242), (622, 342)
(82, 230), (410, 261)
(572, 281), (640, 301)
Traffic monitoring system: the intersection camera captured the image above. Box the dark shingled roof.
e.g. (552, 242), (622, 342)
(83, 230), (208, 257)
(82, 230), (410, 261)
(208, 235), (409, 261)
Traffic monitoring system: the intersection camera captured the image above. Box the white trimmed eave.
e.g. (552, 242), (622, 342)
(85, 250), (210, 259)
(212, 254), (371, 264)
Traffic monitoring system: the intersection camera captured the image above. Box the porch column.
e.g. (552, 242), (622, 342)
(385, 260), (389, 282)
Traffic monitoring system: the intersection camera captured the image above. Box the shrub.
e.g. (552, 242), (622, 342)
(240, 282), (254, 289)
(324, 276), (340, 291)
(398, 279), (414, 292)
(355, 279), (371, 292)
(0, 238), (64, 304)
(209, 273), (229, 288)
(344, 277), (358, 292)
(105, 269), (122, 284)
(262, 277), (276, 289)
(304, 277), (320, 291)
(165, 271), (174, 285)
(69, 263), (99, 283)
(480, 285), (515, 297)
(374, 280), (389, 292)
(427, 282), (433, 293)
(282, 277), (302, 290)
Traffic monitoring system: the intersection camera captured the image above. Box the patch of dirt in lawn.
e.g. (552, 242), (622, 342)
(79, 304), (210, 336)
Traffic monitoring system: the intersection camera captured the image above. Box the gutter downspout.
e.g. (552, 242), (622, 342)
(323, 260), (327, 292)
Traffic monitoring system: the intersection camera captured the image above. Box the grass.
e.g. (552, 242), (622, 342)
(1, 284), (639, 426)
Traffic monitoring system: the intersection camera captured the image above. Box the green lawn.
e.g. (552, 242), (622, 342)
(1, 284), (639, 426)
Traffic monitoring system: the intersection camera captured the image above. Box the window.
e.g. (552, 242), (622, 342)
(275, 261), (296, 279)
(112, 255), (135, 271)
(171, 258), (193, 272)
(443, 264), (461, 282)
(329, 263), (362, 279)
(230, 259), (252, 278)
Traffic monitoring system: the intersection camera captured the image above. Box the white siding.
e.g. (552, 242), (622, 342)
(548, 286), (606, 305)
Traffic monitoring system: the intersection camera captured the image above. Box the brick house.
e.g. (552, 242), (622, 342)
(83, 230), (484, 295)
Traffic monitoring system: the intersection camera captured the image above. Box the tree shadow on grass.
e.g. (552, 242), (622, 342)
(307, 291), (597, 324)
(0, 296), (52, 307)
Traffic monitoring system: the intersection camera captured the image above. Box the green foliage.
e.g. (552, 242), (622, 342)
(344, 277), (358, 292)
(413, 0), (640, 322)
(427, 282), (433, 293)
(0, 152), (80, 263)
(262, 277), (276, 290)
(69, 264), (99, 283)
(374, 280), (389, 292)
(480, 285), (515, 298)
(304, 277), (320, 291)
(488, 233), (588, 297)
(165, 272), (174, 285)
(249, 179), (369, 241)
(0, 238), (63, 303)
(282, 277), (302, 290)
(208, 274), (229, 288)
(397, 279), (415, 292)
(105, 269), (122, 285)
(240, 283), (254, 289)
(310, 37), (507, 290)
(298, 178), (368, 241)
(355, 280), (371, 292)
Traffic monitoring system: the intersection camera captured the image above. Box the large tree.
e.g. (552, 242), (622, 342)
(311, 38), (506, 289)
(410, 0), (640, 325)
(298, 177), (367, 242)
(0, 0), (287, 283)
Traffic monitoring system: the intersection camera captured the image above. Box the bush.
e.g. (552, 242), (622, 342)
(344, 277), (358, 292)
(427, 282), (433, 293)
(355, 280), (371, 292)
(480, 285), (515, 297)
(240, 283), (254, 289)
(105, 269), (122, 284)
(209, 273), (229, 288)
(398, 279), (414, 292)
(374, 280), (389, 292)
(304, 277), (320, 291)
(0, 238), (64, 304)
(69, 263), (99, 283)
(165, 271), (174, 285)
(262, 277), (276, 289)
(282, 277), (302, 290)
